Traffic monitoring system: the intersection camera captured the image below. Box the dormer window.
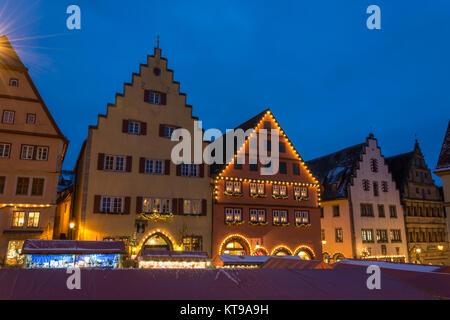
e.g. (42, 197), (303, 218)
(9, 78), (19, 87)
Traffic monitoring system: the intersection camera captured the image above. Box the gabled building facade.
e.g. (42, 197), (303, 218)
(211, 110), (322, 260)
(307, 134), (408, 263)
(435, 120), (450, 253)
(70, 47), (212, 257)
(386, 141), (448, 265)
(0, 36), (68, 265)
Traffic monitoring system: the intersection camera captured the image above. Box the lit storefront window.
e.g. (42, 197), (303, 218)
(6, 240), (25, 265)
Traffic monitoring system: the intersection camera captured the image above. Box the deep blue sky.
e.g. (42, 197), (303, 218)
(3, 1), (449, 184)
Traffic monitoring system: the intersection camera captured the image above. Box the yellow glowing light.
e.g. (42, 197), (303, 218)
(321, 240), (327, 245)
(69, 222), (75, 229)
(415, 248), (422, 253)
(437, 245), (444, 251)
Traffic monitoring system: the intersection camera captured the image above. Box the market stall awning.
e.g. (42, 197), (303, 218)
(213, 255), (301, 267)
(138, 249), (209, 261)
(21, 239), (126, 255)
(260, 257), (332, 269)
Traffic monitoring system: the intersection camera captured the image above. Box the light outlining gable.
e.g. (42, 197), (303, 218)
(214, 109), (321, 204)
(217, 109), (319, 184)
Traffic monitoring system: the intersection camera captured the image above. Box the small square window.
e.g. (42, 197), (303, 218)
(9, 78), (19, 87)
(26, 114), (36, 124)
(263, 121), (271, 131)
(250, 163), (258, 171)
(293, 163), (300, 175)
(279, 142), (286, 153)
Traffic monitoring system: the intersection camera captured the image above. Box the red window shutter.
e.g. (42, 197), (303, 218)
(139, 157), (146, 173)
(164, 160), (171, 175)
(136, 196), (143, 213)
(126, 156), (133, 172)
(140, 122), (147, 135)
(161, 93), (167, 105)
(124, 197), (131, 215)
(97, 153), (105, 170)
(201, 199), (207, 216)
(122, 120), (129, 133)
(172, 198), (178, 214)
(159, 124), (165, 137)
(176, 164), (181, 176)
(94, 195), (101, 213)
(199, 164), (204, 177)
(178, 198), (184, 214)
(144, 90), (150, 102)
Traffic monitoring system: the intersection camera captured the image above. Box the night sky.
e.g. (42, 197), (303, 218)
(3, 0), (449, 184)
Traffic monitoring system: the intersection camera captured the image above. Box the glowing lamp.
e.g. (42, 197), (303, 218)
(69, 222), (75, 229)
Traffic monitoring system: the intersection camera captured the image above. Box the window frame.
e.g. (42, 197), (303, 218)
(2, 110), (15, 124)
(0, 143), (11, 158)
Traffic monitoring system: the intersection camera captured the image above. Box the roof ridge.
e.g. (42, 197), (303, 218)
(307, 142), (366, 163)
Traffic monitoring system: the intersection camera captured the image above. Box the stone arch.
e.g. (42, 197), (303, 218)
(253, 247), (269, 256)
(332, 253), (345, 263)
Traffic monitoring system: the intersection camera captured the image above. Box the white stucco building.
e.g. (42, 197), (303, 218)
(307, 134), (409, 263)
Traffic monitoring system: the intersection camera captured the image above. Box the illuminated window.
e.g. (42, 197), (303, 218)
(295, 211), (309, 225)
(250, 209), (266, 223)
(233, 182), (241, 193)
(225, 181), (241, 194)
(272, 185), (280, 196)
(27, 212), (40, 228)
(249, 183), (257, 195)
(362, 229), (374, 243)
(142, 197), (171, 214)
(184, 199), (201, 215)
(361, 203), (374, 217)
(225, 208), (242, 223)
(390, 229), (402, 242)
(273, 210), (288, 224)
(376, 229), (388, 243)
(226, 181), (234, 193)
(0, 143), (11, 158)
(335, 228), (343, 242)
(11, 211), (25, 228)
(280, 185), (287, 196)
(182, 236), (202, 251)
(224, 241), (246, 255)
(301, 187), (307, 197)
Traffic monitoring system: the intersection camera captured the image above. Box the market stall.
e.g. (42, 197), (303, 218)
(21, 239), (126, 269)
(138, 249), (210, 269)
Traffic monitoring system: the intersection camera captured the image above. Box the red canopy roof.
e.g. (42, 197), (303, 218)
(0, 268), (447, 300)
(21, 240), (126, 255)
(260, 258), (332, 269)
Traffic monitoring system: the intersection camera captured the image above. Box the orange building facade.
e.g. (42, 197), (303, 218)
(211, 110), (322, 260)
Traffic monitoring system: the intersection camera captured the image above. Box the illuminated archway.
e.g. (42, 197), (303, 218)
(322, 252), (330, 264)
(332, 253), (345, 262)
(141, 231), (174, 251)
(253, 247), (269, 256)
(219, 235), (251, 255)
(271, 246), (293, 256)
(294, 245), (315, 260)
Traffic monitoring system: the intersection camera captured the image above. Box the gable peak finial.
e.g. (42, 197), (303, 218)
(156, 34), (160, 49)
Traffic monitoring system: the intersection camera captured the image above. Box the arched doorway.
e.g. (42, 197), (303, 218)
(294, 246), (315, 260)
(220, 236), (251, 255)
(142, 232), (173, 251)
(271, 246), (292, 256)
(333, 253), (345, 263)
